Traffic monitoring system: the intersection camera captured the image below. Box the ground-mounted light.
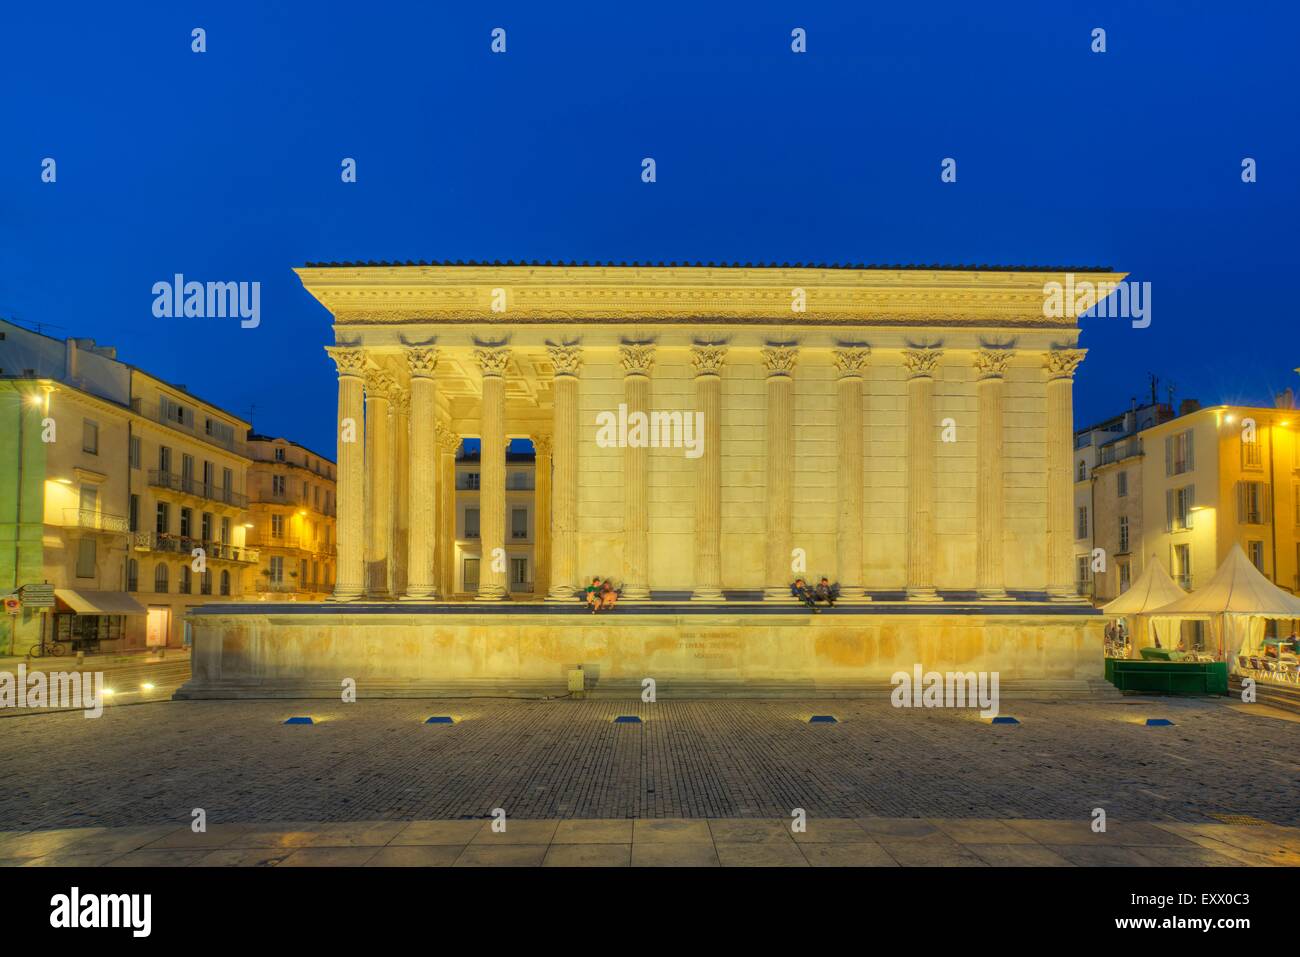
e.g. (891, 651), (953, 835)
(988, 715), (1019, 725)
(140, 682), (155, 691)
(808, 715), (838, 724)
(283, 716), (315, 725)
(612, 715), (643, 724)
(1145, 717), (1174, 727)
(424, 715), (456, 724)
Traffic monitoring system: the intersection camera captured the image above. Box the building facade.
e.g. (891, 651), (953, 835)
(453, 448), (537, 597)
(181, 262), (1118, 698)
(245, 436), (337, 601)
(0, 321), (258, 652)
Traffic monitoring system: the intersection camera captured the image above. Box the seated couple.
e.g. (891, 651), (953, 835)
(584, 578), (621, 613)
(790, 577), (840, 611)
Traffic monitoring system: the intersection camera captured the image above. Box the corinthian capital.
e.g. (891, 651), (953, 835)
(902, 348), (943, 379)
(547, 343), (583, 377)
(325, 346), (367, 379)
(363, 367), (397, 399)
(691, 344), (727, 377)
(435, 423), (460, 453)
(761, 345), (798, 377)
(389, 389), (410, 416)
(619, 343), (656, 377)
(533, 434), (553, 458)
(474, 347), (512, 378)
(973, 348), (1013, 380)
(405, 346), (439, 378)
(833, 347), (870, 379)
(1043, 348), (1087, 380)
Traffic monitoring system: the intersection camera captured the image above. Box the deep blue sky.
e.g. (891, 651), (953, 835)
(4, 1), (1297, 456)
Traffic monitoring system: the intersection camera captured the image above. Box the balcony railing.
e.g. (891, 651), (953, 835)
(1098, 437), (1143, 466)
(61, 507), (129, 533)
(257, 491), (336, 516)
(130, 531), (259, 564)
(259, 580), (331, 594)
(249, 536), (336, 556)
(148, 469), (248, 508)
(132, 398), (247, 456)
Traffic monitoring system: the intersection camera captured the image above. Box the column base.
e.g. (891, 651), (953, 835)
(1048, 589), (1089, 603)
(763, 587), (800, 602)
(619, 586), (651, 602)
(400, 589), (440, 602)
(475, 586), (508, 602)
(977, 588), (1015, 602)
(329, 587), (365, 603)
(837, 586), (871, 603)
(906, 587), (944, 603)
(545, 588), (577, 603)
(689, 588), (724, 602)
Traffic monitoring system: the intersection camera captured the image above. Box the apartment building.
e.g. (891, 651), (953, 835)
(453, 446), (536, 597)
(245, 435), (336, 600)
(0, 320), (256, 653)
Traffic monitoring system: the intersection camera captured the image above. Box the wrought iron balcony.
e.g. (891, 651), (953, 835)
(130, 531), (259, 564)
(131, 398), (248, 456)
(148, 469), (248, 508)
(61, 507), (129, 533)
(1098, 437), (1143, 466)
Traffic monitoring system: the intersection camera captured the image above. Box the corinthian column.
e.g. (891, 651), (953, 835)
(532, 434), (552, 597)
(763, 346), (797, 599)
(363, 365), (396, 598)
(620, 343), (655, 601)
(690, 344), (726, 601)
(436, 424), (459, 599)
(403, 347), (439, 599)
(975, 349), (1013, 600)
(475, 347), (510, 601)
(834, 348), (869, 600)
(390, 387), (410, 598)
(1045, 348), (1087, 600)
(546, 345), (582, 601)
(904, 348), (943, 602)
(326, 347), (366, 601)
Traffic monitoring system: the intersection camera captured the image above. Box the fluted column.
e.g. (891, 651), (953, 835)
(904, 348), (943, 601)
(834, 348), (869, 600)
(436, 424), (459, 599)
(690, 345), (726, 601)
(363, 365), (396, 598)
(403, 347), (439, 599)
(546, 345), (582, 601)
(763, 346), (797, 599)
(1045, 348), (1087, 600)
(326, 347), (366, 600)
(620, 344), (655, 600)
(390, 388), (410, 598)
(975, 349), (1013, 600)
(533, 434), (552, 597)
(475, 347), (510, 600)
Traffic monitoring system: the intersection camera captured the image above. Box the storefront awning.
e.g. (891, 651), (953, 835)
(53, 589), (148, 616)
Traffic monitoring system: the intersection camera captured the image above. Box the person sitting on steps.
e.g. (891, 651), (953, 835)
(599, 579), (620, 611)
(584, 577), (602, 613)
(814, 577), (840, 607)
(789, 578), (818, 610)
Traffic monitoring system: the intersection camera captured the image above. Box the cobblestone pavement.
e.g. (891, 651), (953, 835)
(2, 694), (1297, 835)
(4, 816), (1298, 867)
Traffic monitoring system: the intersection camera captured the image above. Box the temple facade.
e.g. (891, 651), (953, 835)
(179, 262), (1121, 699)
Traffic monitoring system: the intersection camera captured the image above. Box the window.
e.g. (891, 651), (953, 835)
(465, 508), (480, 539)
(76, 538), (96, 578)
(463, 558), (480, 590)
(181, 453), (195, 488)
(222, 468), (234, 503)
(162, 396), (190, 425)
(200, 570), (212, 595)
(1076, 460), (1087, 482)
(159, 446), (171, 473)
(79, 484), (97, 514)
(82, 419), (98, 454)
(129, 494), (139, 532)
(269, 556), (284, 583)
(1172, 544), (1192, 590)
(1248, 541), (1265, 571)
(271, 514), (285, 537)
(180, 565), (192, 595)
(203, 461), (215, 496)
(1236, 481), (1270, 525)
(156, 502), (170, 534)
(1242, 433), (1262, 468)
(180, 508), (192, 538)
(1117, 470), (1128, 498)
(1076, 506), (1088, 540)
(1166, 485), (1194, 531)
(220, 570), (231, 596)
(272, 475), (287, 496)
(126, 558), (138, 592)
(464, 471), (480, 490)
(274, 447), (286, 462)
(220, 517), (230, 544)
(511, 556), (528, 586)
(1165, 430), (1194, 476)
(201, 512), (213, 541)
(129, 435), (141, 469)
(1075, 555), (1091, 595)
(1119, 561), (1131, 593)
(154, 564), (169, 593)
(511, 508), (528, 540)
(1119, 515), (1129, 553)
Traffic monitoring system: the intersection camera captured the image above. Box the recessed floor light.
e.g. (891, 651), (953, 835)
(284, 716), (314, 725)
(989, 716), (1019, 725)
(809, 715), (838, 724)
(1145, 718), (1174, 727)
(425, 716), (455, 724)
(613, 715), (643, 724)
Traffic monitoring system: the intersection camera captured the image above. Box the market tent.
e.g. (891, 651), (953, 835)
(1145, 545), (1300, 664)
(1101, 559), (1186, 658)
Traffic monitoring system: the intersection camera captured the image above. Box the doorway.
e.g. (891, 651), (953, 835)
(146, 606), (171, 648)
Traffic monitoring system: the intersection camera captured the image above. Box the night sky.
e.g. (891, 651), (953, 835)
(4, 1), (1297, 456)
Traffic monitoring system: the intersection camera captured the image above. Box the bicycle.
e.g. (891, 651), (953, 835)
(27, 636), (68, 658)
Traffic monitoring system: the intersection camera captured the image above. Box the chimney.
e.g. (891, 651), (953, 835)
(1276, 387), (1295, 410)
(64, 338), (79, 381)
(1179, 398), (1201, 417)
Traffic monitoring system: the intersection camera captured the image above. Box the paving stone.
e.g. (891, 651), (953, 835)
(276, 847), (382, 867)
(365, 845), (463, 867)
(633, 819), (712, 844)
(543, 844), (631, 867)
(709, 819), (793, 844)
(967, 844), (1075, 866)
(790, 818), (872, 844)
(301, 821), (407, 847)
(390, 820), (483, 846)
(22, 851), (130, 867)
(631, 843), (719, 867)
(109, 849), (211, 867)
(857, 818), (946, 842)
(145, 823), (254, 850)
(453, 844), (548, 867)
(552, 819), (634, 845)
(880, 841), (987, 866)
(470, 821), (558, 845)
(0, 827), (108, 859)
(800, 843), (897, 866)
(1044, 845), (1162, 867)
(930, 819), (1038, 845)
(715, 842), (808, 867)
(196, 848), (294, 867)
(1130, 845), (1249, 867)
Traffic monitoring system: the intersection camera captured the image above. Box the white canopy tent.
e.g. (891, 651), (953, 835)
(1101, 559), (1186, 659)
(1146, 544), (1300, 667)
